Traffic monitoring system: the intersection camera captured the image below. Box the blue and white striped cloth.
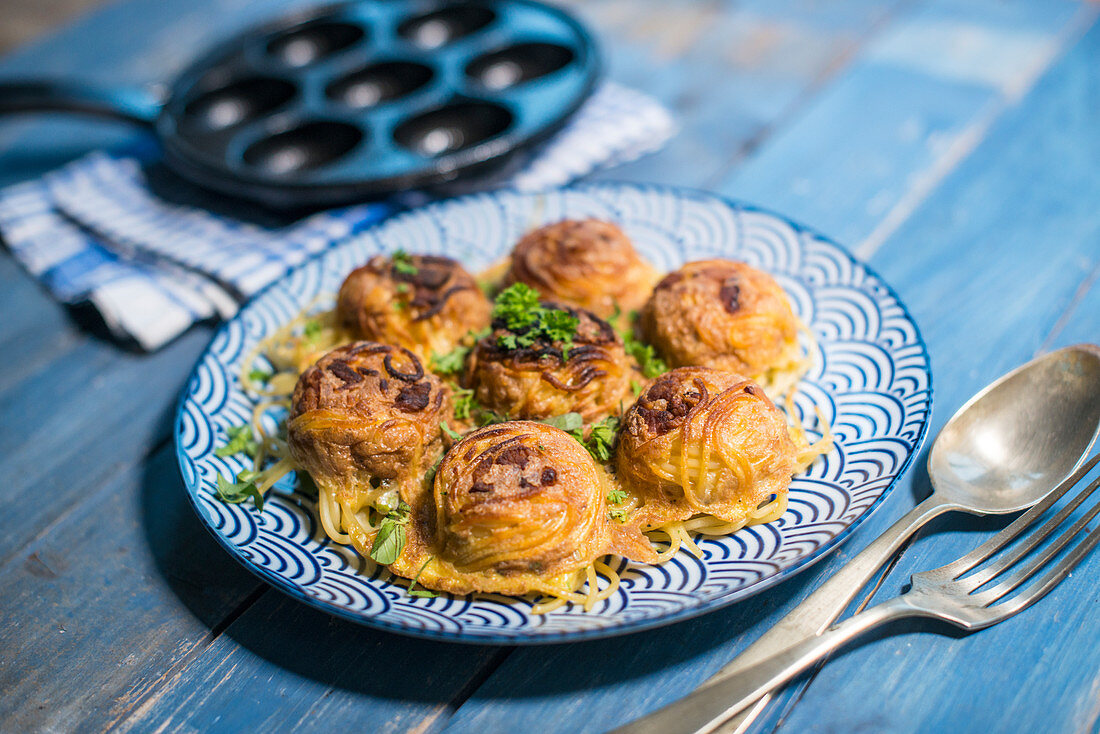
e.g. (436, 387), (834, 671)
(0, 82), (674, 350)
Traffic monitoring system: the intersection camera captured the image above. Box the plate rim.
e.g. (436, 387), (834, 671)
(174, 181), (934, 645)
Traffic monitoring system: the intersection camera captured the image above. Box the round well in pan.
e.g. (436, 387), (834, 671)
(242, 121), (364, 174)
(393, 101), (513, 156)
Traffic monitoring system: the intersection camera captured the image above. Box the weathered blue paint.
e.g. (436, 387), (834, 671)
(0, 0), (1097, 732)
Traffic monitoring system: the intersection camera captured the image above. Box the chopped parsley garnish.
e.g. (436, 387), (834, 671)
(392, 249), (418, 276)
(215, 424), (258, 458)
(451, 387), (477, 421)
(374, 489), (401, 516)
(303, 319), (322, 341)
(248, 366), (272, 384)
(631, 379), (643, 397)
(408, 556), (437, 598)
(537, 413), (619, 462)
(618, 312), (668, 379)
(370, 501), (410, 564)
(583, 415), (620, 462)
(440, 422), (463, 442)
(607, 487), (627, 505)
(608, 508), (628, 523)
(540, 412), (584, 433)
(426, 456), (443, 484)
(395, 282), (409, 294)
(477, 409), (511, 427)
(491, 283), (580, 356)
(432, 344), (471, 375)
(627, 340), (668, 379)
(215, 473), (264, 512)
(493, 282), (541, 331)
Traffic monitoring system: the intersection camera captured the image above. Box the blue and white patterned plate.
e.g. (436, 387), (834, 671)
(176, 184), (932, 644)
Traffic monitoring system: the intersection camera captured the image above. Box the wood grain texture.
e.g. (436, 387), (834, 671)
(0, 446), (257, 732)
(0, 0), (1097, 732)
(441, 3), (1097, 733)
(773, 20), (1100, 732)
(570, 0), (914, 190)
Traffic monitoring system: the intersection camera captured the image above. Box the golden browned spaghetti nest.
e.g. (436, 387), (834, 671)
(391, 421), (656, 599)
(641, 259), (804, 391)
(505, 219), (659, 318)
(616, 367), (797, 530)
(287, 341), (451, 549)
(468, 300), (633, 424)
(337, 252), (491, 362)
(228, 218), (832, 611)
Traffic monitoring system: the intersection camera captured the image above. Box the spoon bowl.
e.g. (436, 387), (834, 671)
(929, 344), (1100, 513)
(695, 344), (1100, 734)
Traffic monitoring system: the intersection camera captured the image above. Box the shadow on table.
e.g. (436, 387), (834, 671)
(139, 427), (1010, 711)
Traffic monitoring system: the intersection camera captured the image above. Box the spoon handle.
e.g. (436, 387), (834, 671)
(700, 494), (956, 733)
(612, 596), (919, 734)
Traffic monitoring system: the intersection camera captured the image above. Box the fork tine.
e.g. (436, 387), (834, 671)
(977, 520), (1100, 621)
(970, 475), (1100, 603)
(940, 453), (1100, 578)
(962, 474), (1100, 592)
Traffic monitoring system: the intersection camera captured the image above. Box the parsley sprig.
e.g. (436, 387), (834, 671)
(213, 425), (266, 511)
(583, 415), (620, 462)
(215, 472), (264, 512)
(370, 501), (411, 564)
(606, 484), (628, 522)
(540, 412), (584, 433)
(408, 556), (437, 598)
(392, 249), (418, 276)
(450, 387), (477, 421)
(432, 344), (471, 376)
(492, 284), (580, 357)
(537, 413), (620, 464)
(215, 424), (258, 458)
(615, 308), (668, 379)
(440, 422), (463, 442)
(248, 366), (272, 384)
(303, 318), (322, 341)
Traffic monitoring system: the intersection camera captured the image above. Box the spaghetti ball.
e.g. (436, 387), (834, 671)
(615, 366), (797, 527)
(640, 260), (802, 391)
(506, 219), (658, 319)
(287, 342), (452, 547)
(468, 300), (633, 423)
(390, 421), (655, 596)
(336, 252), (491, 362)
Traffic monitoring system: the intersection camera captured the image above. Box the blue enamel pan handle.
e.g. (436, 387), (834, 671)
(0, 80), (161, 126)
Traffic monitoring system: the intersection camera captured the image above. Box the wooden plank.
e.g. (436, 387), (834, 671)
(87, 1), (937, 729)
(716, 0), (1088, 252)
(0, 254), (84, 393)
(0, 1), (1092, 733)
(572, 0), (914, 189)
(439, 3), (1098, 734)
(771, 17), (1100, 734)
(111, 590), (508, 734)
(0, 445), (259, 732)
(0, 323), (212, 563)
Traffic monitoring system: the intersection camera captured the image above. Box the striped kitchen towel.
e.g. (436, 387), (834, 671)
(0, 82), (674, 350)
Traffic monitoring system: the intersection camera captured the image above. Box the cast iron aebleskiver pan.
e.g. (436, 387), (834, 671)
(0, 0), (600, 208)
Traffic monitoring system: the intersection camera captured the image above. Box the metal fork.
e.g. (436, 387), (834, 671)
(614, 453), (1100, 734)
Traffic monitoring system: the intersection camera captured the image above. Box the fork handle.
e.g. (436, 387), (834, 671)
(702, 494), (956, 733)
(612, 596), (919, 734)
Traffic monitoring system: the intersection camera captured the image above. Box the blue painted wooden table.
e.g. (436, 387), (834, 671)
(1, 1), (1098, 731)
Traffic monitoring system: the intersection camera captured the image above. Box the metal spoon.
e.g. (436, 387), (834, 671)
(629, 343), (1100, 734)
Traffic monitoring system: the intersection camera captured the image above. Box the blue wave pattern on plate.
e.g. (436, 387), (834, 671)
(176, 184), (932, 643)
